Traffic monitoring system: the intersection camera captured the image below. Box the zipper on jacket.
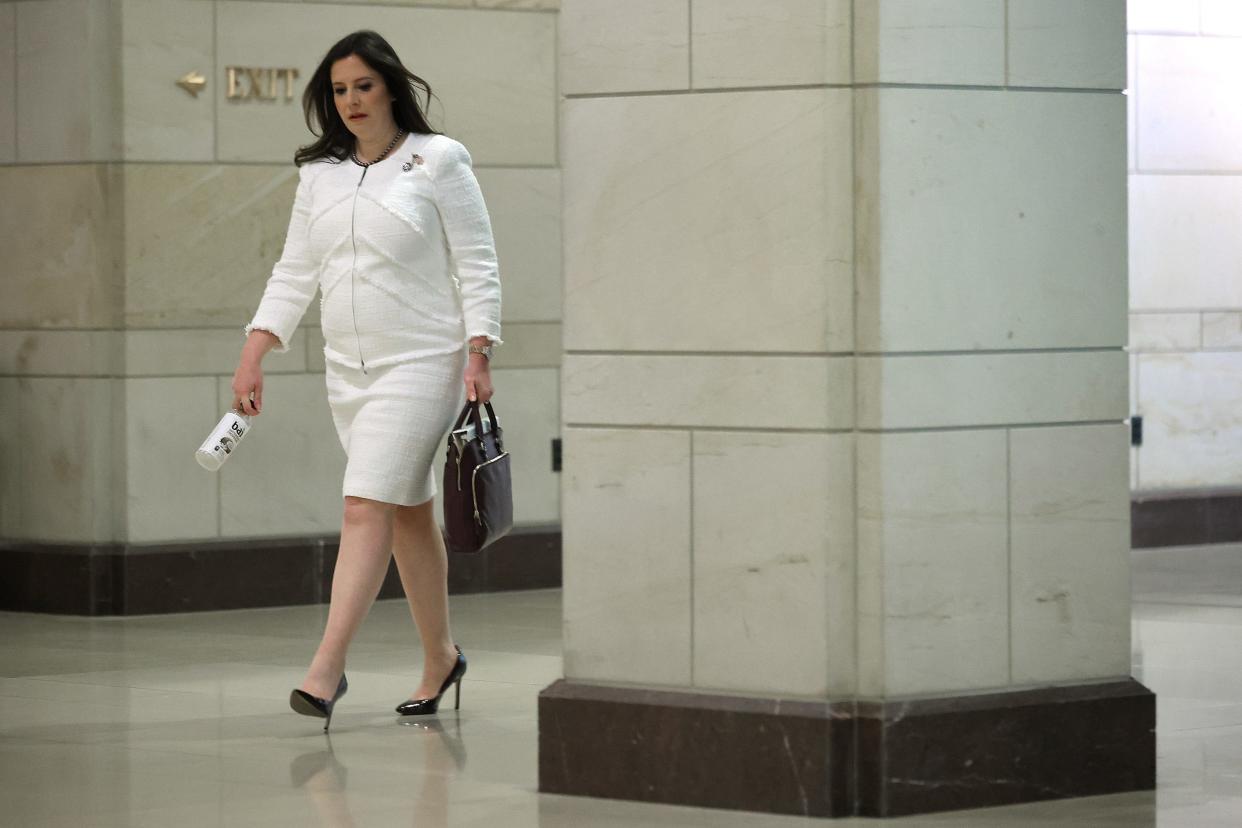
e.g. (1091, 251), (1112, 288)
(351, 166), (368, 374)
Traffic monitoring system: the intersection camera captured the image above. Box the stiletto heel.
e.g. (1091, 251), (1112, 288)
(290, 674), (348, 732)
(395, 645), (466, 716)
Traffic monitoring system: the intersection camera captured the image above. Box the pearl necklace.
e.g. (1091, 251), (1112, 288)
(350, 128), (406, 167)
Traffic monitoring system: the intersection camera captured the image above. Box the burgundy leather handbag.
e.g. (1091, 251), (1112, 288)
(442, 400), (513, 554)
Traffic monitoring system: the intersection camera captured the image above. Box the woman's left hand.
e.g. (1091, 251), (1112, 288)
(464, 353), (493, 403)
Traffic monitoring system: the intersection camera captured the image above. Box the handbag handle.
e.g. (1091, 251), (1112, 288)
(449, 400), (504, 454)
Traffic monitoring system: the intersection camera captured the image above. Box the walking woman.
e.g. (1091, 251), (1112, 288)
(230, 30), (502, 729)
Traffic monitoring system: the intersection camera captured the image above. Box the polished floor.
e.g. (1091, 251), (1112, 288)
(2, 544), (1241, 826)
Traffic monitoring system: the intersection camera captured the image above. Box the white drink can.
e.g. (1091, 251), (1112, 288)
(195, 411), (252, 471)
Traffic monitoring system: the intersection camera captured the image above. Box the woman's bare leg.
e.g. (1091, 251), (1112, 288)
(392, 498), (459, 699)
(300, 495), (396, 699)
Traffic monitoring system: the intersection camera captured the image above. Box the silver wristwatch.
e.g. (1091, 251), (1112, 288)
(468, 343), (493, 360)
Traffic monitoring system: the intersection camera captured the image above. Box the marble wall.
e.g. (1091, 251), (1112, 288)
(560, 0), (1130, 700)
(1127, 0), (1242, 491)
(0, 0), (561, 543)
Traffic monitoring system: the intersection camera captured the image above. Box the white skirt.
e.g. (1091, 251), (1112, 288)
(324, 349), (466, 506)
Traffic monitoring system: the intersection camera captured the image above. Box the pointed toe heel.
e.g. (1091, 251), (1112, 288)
(396, 646), (466, 717)
(290, 673), (348, 732)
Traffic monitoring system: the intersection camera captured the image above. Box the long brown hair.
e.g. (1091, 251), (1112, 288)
(295, 30), (439, 167)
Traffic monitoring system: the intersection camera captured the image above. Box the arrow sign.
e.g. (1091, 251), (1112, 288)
(176, 71), (206, 98)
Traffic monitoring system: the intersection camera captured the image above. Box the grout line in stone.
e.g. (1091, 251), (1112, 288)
(215, 374), (225, 538)
(859, 420), (1124, 434)
(0, 160), (561, 169)
(1134, 354), (1142, 489)
(1005, 427), (1013, 685)
(688, 428), (695, 688)
(189, 0), (557, 11)
(10, 7), (15, 160)
(849, 0), (862, 708)
(565, 346), (1122, 358)
(563, 82), (1121, 100)
(563, 423), (853, 435)
(212, 0), (218, 164)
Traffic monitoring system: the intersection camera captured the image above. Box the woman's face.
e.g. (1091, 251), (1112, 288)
(330, 54), (396, 141)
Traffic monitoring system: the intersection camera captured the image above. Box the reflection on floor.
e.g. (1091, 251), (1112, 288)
(1, 543), (1240, 826)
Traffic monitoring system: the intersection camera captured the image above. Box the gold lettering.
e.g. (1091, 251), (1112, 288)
(281, 67), (299, 101)
(226, 66), (242, 99)
(226, 66), (300, 102)
(244, 67), (265, 99)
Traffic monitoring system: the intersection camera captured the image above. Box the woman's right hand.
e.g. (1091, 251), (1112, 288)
(231, 358), (264, 416)
(232, 330), (280, 415)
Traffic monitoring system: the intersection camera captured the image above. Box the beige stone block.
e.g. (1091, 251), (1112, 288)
(1, 164), (122, 328)
(1010, 424), (1132, 683)
(276, 0), (473, 6)
(856, 88), (1126, 351)
(490, 368), (559, 524)
(854, 0), (1004, 86)
(305, 326), (326, 372)
(1137, 35), (1242, 171)
(1130, 175), (1242, 310)
(0, 330), (121, 376)
(490, 322), (560, 369)
(345, 0), (473, 5)
(1137, 352), (1242, 489)
(857, 430), (1010, 696)
(475, 0), (558, 8)
(120, 0), (214, 161)
(562, 427), (692, 686)
(12, 377), (119, 542)
(1127, 0), (1200, 34)
(16, 0), (118, 162)
(563, 354), (854, 430)
(215, 3), (555, 165)
(217, 373), (344, 536)
(476, 167), (561, 323)
(559, 0), (689, 95)
(122, 163), (305, 327)
(124, 329), (307, 376)
(0, 4), (14, 163)
(123, 377), (220, 542)
(690, 0), (850, 88)
(1127, 34), (1136, 172)
(1129, 313), (1202, 352)
(1007, 0), (1126, 89)
(1203, 313), (1242, 349)
(857, 351), (1128, 430)
(692, 431), (854, 697)
(563, 89), (853, 352)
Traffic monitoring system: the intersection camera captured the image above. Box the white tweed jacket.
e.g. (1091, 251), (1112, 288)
(245, 132), (502, 372)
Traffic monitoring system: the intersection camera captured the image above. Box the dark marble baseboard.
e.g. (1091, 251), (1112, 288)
(538, 678), (1155, 819)
(0, 526), (560, 615)
(1132, 488), (1242, 548)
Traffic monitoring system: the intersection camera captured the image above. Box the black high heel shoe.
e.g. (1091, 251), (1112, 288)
(395, 646), (466, 716)
(290, 674), (348, 732)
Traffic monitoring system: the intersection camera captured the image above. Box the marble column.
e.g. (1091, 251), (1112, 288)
(540, 0), (1154, 817)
